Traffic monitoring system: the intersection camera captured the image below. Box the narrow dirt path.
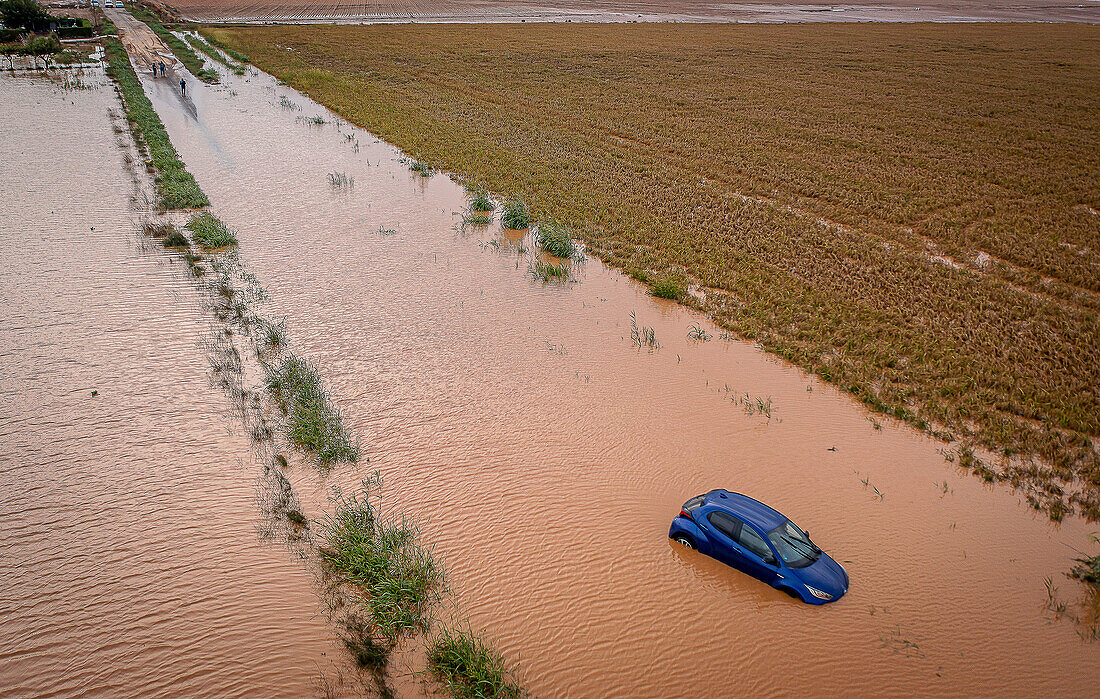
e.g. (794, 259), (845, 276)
(107, 9), (185, 85)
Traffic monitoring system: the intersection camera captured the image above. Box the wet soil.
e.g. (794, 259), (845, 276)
(128, 51), (1100, 694)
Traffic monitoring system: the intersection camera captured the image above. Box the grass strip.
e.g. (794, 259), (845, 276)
(183, 32), (244, 75)
(264, 354), (360, 464)
(199, 29), (249, 64)
(427, 625), (525, 699)
(103, 37), (209, 210)
(185, 210), (238, 248)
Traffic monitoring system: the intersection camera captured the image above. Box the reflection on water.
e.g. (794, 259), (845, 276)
(130, 57), (1100, 694)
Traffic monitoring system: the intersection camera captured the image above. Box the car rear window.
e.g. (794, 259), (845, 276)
(682, 495), (705, 514)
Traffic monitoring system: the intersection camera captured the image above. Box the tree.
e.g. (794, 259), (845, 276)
(0, 43), (19, 70)
(22, 32), (58, 68)
(0, 0), (54, 32)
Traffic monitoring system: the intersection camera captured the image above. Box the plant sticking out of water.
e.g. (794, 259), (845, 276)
(409, 160), (433, 177)
(264, 354), (360, 464)
(426, 624), (525, 699)
(261, 316), (288, 350)
(377, 225), (397, 236)
(535, 222), (577, 259)
(650, 273), (686, 301)
(142, 220), (175, 238)
(328, 172), (354, 188)
(500, 198), (531, 230)
(468, 189), (495, 212)
(1069, 537), (1100, 584)
(530, 259), (572, 283)
(298, 114), (327, 126)
(687, 323), (711, 341)
(319, 474), (445, 645)
(277, 95), (300, 111)
(185, 211), (239, 249)
(736, 393), (773, 418)
(462, 210), (493, 226)
(630, 311), (659, 350)
(162, 229), (190, 248)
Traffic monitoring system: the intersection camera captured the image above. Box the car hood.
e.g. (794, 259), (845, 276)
(792, 552), (848, 598)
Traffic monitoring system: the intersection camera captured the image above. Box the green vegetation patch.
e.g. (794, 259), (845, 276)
(185, 211), (238, 248)
(103, 38), (209, 210)
(535, 221), (577, 259)
(319, 476), (444, 642)
(264, 354), (360, 464)
(427, 625), (525, 699)
(499, 199), (531, 230)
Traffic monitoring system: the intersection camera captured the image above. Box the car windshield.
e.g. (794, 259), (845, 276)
(767, 520), (821, 569)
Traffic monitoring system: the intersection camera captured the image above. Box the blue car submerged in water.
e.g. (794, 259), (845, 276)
(669, 490), (849, 604)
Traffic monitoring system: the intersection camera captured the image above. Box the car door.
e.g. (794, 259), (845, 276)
(733, 522), (781, 586)
(703, 510), (749, 571)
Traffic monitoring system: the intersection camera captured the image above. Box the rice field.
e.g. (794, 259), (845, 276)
(205, 22), (1100, 520)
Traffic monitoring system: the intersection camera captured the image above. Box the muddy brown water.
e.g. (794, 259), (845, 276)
(0, 74), (342, 696)
(3, 46), (1099, 697)
(128, 57), (1099, 694)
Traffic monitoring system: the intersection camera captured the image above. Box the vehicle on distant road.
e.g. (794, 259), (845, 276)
(669, 490), (849, 604)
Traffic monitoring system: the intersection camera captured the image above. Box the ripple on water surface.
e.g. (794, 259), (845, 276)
(128, 57), (1100, 694)
(0, 74), (337, 697)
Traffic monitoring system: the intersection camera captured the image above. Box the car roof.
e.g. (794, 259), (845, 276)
(704, 490), (787, 531)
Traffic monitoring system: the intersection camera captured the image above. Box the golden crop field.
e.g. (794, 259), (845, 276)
(206, 23), (1100, 519)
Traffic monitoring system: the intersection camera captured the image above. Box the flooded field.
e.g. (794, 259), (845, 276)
(164, 0), (1100, 24)
(117, 52), (1100, 694)
(0, 72), (343, 696)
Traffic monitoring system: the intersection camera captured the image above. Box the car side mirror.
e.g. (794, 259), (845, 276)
(764, 556), (778, 567)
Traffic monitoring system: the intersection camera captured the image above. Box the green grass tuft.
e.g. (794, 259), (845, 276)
(535, 222), (576, 259)
(530, 259), (572, 283)
(185, 211), (238, 248)
(427, 625), (525, 699)
(264, 354), (360, 464)
(650, 274), (685, 300)
(320, 475), (444, 642)
(500, 199), (531, 230)
(468, 190), (495, 212)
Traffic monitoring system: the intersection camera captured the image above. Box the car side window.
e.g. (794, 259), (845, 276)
(738, 524), (773, 561)
(706, 511), (741, 540)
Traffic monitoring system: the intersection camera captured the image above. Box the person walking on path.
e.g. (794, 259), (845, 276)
(159, 61), (165, 75)
(180, 78), (186, 95)
(151, 62), (157, 77)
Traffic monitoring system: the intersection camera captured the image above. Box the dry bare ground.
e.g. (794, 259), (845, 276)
(206, 22), (1100, 520)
